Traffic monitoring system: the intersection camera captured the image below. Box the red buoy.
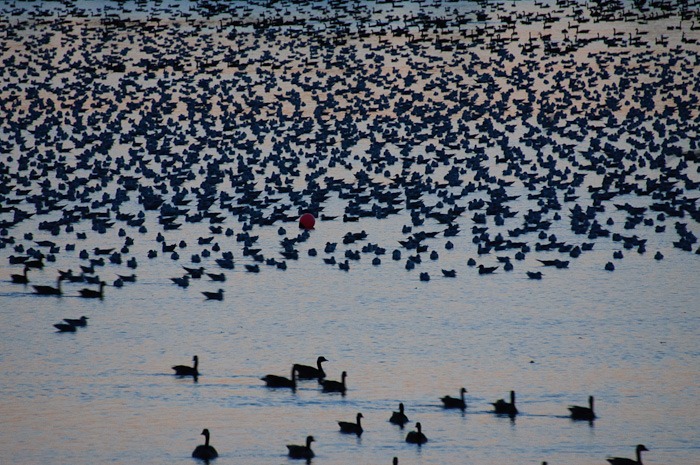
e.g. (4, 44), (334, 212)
(299, 213), (316, 230)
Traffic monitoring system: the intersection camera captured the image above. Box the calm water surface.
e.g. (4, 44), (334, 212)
(1, 0), (699, 464)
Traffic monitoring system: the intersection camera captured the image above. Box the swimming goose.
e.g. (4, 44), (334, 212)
(606, 444), (648, 465)
(492, 390), (518, 415)
(33, 277), (62, 296)
(79, 281), (106, 299)
(11, 266), (30, 284)
(287, 435), (314, 460)
(569, 395), (596, 421)
(172, 355), (199, 377)
(202, 289), (224, 301)
(405, 422), (427, 444)
(262, 364), (297, 390)
(321, 370), (347, 394)
(441, 387), (467, 410)
(54, 322), (76, 332)
(192, 428), (218, 460)
(338, 412), (363, 435)
(295, 356), (327, 380)
(63, 316), (89, 327)
(389, 403), (409, 426)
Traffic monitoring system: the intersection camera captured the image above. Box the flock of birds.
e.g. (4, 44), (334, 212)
(1, 0), (699, 304)
(0, 0), (697, 463)
(178, 355), (648, 464)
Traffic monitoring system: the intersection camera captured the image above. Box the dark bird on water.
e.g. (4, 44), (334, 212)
(54, 322), (76, 332)
(11, 266), (30, 284)
(492, 390), (518, 416)
(79, 281), (106, 299)
(172, 355), (199, 377)
(405, 422), (427, 444)
(606, 444), (649, 465)
(202, 288), (224, 300)
(192, 428), (218, 461)
(441, 387), (467, 410)
(63, 316), (89, 327)
(261, 364), (297, 390)
(33, 277), (62, 296)
(389, 402), (409, 426)
(321, 370), (347, 394)
(295, 356), (327, 380)
(338, 412), (363, 435)
(287, 435), (315, 460)
(569, 395), (596, 421)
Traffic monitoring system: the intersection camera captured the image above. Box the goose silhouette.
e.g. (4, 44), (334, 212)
(287, 435), (314, 460)
(338, 412), (363, 435)
(569, 395), (596, 421)
(389, 402), (409, 426)
(262, 364), (297, 390)
(321, 370), (347, 394)
(172, 355), (199, 377)
(441, 387), (467, 410)
(606, 444), (648, 465)
(492, 390), (518, 416)
(79, 281), (105, 299)
(33, 277), (62, 296)
(192, 428), (218, 461)
(405, 422), (427, 444)
(295, 356), (327, 380)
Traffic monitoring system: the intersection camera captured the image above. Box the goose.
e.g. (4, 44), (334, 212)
(389, 402), (409, 426)
(54, 322), (76, 332)
(172, 355), (199, 377)
(441, 387), (467, 410)
(478, 264), (498, 274)
(295, 356), (327, 380)
(405, 422), (427, 444)
(261, 364), (297, 390)
(79, 281), (106, 299)
(202, 289), (224, 301)
(11, 266), (30, 284)
(338, 412), (363, 435)
(33, 277), (62, 296)
(607, 444), (648, 465)
(321, 370), (347, 394)
(287, 435), (314, 460)
(569, 395), (596, 421)
(192, 428), (218, 460)
(63, 316), (89, 327)
(492, 390), (518, 415)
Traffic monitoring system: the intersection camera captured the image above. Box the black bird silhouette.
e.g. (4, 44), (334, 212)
(172, 355), (199, 377)
(389, 402), (409, 426)
(192, 428), (218, 461)
(63, 316), (89, 327)
(11, 266), (30, 284)
(321, 370), (347, 394)
(53, 322), (76, 332)
(295, 356), (327, 380)
(441, 387), (467, 410)
(492, 390), (518, 416)
(569, 395), (596, 421)
(405, 422), (427, 444)
(287, 435), (314, 460)
(78, 281), (105, 299)
(338, 412), (363, 435)
(607, 444), (648, 465)
(33, 277), (62, 296)
(262, 364), (297, 390)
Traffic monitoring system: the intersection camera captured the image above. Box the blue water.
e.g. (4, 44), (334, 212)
(1, 0), (699, 464)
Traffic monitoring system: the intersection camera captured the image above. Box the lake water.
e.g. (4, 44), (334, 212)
(1, 1), (699, 464)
